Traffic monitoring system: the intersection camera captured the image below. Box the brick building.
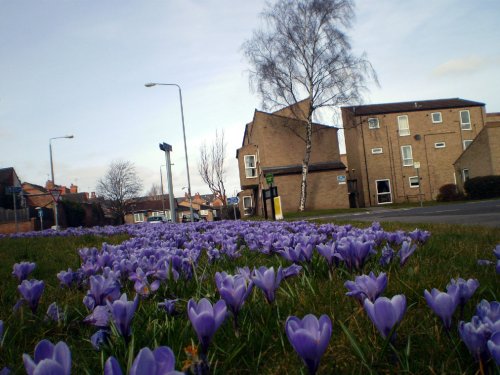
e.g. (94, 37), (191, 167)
(236, 100), (348, 216)
(342, 98), (487, 207)
(454, 121), (500, 193)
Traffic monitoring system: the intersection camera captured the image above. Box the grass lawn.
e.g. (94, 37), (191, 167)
(0, 221), (498, 374)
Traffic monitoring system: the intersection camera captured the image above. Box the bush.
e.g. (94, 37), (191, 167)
(436, 184), (464, 202)
(464, 175), (500, 199)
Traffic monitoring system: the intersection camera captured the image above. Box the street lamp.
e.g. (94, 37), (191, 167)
(159, 143), (176, 223)
(49, 135), (74, 229)
(145, 82), (194, 222)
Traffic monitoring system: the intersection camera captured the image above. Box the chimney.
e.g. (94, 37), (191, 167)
(90, 192), (96, 199)
(70, 184), (78, 194)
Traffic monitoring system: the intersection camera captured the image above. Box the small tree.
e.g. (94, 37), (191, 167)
(198, 130), (227, 204)
(147, 183), (162, 200)
(243, 0), (376, 211)
(96, 160), (142, 224)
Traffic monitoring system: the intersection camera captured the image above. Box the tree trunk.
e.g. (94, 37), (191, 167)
(299, 117), (313, 212)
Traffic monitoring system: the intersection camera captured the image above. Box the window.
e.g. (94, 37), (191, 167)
(409, 176), (420, 188)
(371, 147), (383, 154)
(434, 142), (446, 149)
(460, 110), (471, 130)
(368, 118), (379, 129)
(463, 140), (473, 150)
(431, 112), (442, 123)
(376, 179), (392, 204)
(244, 155), (257, 178)
(133, 212), (145, 223)
(462, 168), (469, 182)
(242, 196), (253, 215)
(397, 115), (410, 136)
(401, 145), (413, 166)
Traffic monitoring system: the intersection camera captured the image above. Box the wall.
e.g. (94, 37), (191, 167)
(0, 218), (36, 234)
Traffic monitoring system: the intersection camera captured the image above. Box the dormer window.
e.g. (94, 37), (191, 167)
(368, 118), (379, 129)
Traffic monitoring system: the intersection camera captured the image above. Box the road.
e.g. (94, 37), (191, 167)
(306, 199), (500, 227)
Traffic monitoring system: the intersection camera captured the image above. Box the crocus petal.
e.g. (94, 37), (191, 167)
(153, 346), (176, 373)
(104, 357), (123, 375)
(32, 359), (65, 375)
(34, 340), (54, 363)
(53, 342), (71, 375)
(22, 354), (37, 375)
(130, 348), (156, 375)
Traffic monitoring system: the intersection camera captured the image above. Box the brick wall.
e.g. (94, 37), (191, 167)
(0, 218), (36, 234)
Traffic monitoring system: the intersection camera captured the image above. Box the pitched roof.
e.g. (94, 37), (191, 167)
(128, 198), (173, 212)
(342, 98), (485, 116)
(0, 167), (20, 186)
(261, 161), (346, 176)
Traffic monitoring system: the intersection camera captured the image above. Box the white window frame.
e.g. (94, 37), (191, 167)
(401, 145), (413, 166)
(133, 212), (145, 223)
(244, 155), (257, 178)
(434, 142), (446, 149)
(375, 179), (392, 204)
(409, 176), (420, 188)
(242, 196), (253, 215)
(397, 115), (410, 136)
(462, 168), (469, 183)
(368, 118), (380, 129)
(371, 147), (383, 154)
(431, 112), (442, 123)
(463, 139), (473, 150)
(460, 110), (471, 130)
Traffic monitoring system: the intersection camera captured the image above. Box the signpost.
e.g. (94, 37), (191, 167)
(227, 196), (239, 220)
(414, 162), (423, 207)
(265, 173), (274, 186)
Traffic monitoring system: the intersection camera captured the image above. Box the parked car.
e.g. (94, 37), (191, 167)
(181, 213), (203, 222)
(147, 216), (169, 223)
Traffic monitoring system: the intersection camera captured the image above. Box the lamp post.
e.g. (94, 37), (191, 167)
(49, 135), (74, 229)
(145, 82), (194, 222)
(159, 165), (166, 218)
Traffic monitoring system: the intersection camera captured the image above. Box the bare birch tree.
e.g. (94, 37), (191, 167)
(96, 160), (142, 223)
(243, 0), (377, 211)
(198, 130), (227, 204)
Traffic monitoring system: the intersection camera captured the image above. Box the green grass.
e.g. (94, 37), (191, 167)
(0, 223), (499, 374)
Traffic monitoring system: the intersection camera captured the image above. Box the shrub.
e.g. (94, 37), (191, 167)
(436, 184), (464, 202)
(464, 175), (500, 199)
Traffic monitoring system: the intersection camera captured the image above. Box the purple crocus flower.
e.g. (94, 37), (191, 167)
(129, 267), (160, 297)
(105, 347), (183, 375)
(446, 278), (479, 312)
(458, 316), (492, 361)
(12, 262), (36, 281)
(215, 272), (253, 321)
(158, 299), (178, 316)
(335, 238), (376, 271)
(251, 266), (284, 304)
(56, 269), (75, 288)
(477, 259), (493, 266)
(187, 298), (227, 353)
(46, 302), (63, 322)
(91, 329), (109, 350)
(84, 305), (110, 328)
(0, 367), (10, 375)
(285, 314), (332, 375)
(282, 264), (303, 279)
(379, 245), (395, 267)
(316, 241), (338, 268)
(424, 286), (458, 330)
(398, 241), (417, 266)
(108, 293), (139, 337)
(493, 244), (500, 260)
(345, 272), (387, 304)
(17, 279), (45, 313)
(487, 331), (500, 365)
(23, 339), (71, 375)
(497, 260), (500, 275)
(83, 275), (121, 310)
(363, 295), (407, 340)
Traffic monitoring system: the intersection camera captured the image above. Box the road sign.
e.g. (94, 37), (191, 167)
(5, 186), (22, 194)
(227, 197), (239, 205)
(265, 173), (274, 185)
(413, 161), (421, 169)
(49, 189), (62, 203)
(337, 175), (346, 184)
(38, 209), (44, 218)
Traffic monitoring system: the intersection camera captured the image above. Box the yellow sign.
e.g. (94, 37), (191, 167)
(273, 196), (284, 220)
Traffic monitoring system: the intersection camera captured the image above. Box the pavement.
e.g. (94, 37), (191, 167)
(301, 199), (500, 227)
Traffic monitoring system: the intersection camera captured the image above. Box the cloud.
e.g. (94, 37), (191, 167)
(431, 56), (491, 77)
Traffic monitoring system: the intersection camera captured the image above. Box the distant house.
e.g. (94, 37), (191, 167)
(124, 196), (175, 224)
(176, 193), (216, 221)
(0, 167), (23, 209)
(236, 99), (348, 216)
(342, 98), (489, 206)
(454, 121), (500, 193)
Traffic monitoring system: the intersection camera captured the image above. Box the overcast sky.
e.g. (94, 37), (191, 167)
(1, 0), (499, 198)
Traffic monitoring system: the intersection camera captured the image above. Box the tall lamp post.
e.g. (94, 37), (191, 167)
(159, 143), (176, 223)
(49, 135), (74, 229)
(145, 82), (194, 222)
